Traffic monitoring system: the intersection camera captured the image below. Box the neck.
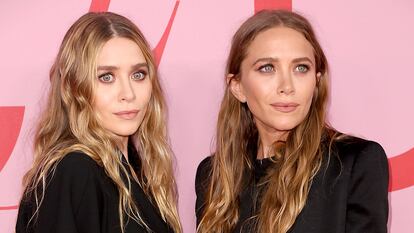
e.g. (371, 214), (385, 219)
(119, 136), (129, 160)
(255, 122), (288, 159)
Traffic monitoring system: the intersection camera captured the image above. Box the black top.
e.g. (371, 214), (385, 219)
(195, 137), (389, 233)
(16, 146), (173, 233)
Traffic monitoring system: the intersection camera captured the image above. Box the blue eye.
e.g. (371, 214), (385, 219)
(98, 73), (114, 83)
(132, 71), (147, 80)
(258, 64), (274, 73)
(295, 64), (309, 73)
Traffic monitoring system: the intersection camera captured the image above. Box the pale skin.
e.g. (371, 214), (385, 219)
(230, 27), (321, 159)
(93, 37), (152, 158)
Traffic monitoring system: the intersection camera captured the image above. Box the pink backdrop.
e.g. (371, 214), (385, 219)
(1, 0), (413, 232)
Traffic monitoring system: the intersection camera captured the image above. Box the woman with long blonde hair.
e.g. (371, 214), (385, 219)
(16, 12), (181, 233)
(196, 10), (388, 233)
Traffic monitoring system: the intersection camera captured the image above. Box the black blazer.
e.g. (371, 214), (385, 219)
(195, 136), (389, 233)
(16, 147), (173, 233)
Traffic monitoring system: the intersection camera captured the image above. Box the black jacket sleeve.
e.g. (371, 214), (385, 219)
(345, 141), (389, 233)
(195, 156), (212, 226)
(16, 152), (105, 233)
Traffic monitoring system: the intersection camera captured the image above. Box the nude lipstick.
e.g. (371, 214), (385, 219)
(114, 110), (139, 120)
(270, 102), (299, 113)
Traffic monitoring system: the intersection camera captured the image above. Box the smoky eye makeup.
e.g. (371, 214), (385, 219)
(131, 69), (148, 80)
(98, 72), (115, 83)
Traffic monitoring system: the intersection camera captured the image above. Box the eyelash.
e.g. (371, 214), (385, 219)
(98, 70), (148, 83)
(257, 64), (310, 73)
(98, 73), (114, 83)
(132, 70), (148, 80)
(295, 64), (310, 73)
(258, 64), (274, 73)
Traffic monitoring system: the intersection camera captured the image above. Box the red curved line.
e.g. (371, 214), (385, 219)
(89, 0), (111, 12)
(254, 0), (292, 13)
(389, 147), (414, 192)
(0, 106), (25, 173)
(0, 205), (18, 210)
(153, 0), (180, 65)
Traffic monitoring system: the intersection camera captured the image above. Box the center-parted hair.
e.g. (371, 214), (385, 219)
(197, 10), (332, 233)
(22, 12), (181, 233)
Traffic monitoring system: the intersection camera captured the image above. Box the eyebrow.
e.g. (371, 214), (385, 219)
(97, 62), (149, 71)
(252, 57), (314, 66)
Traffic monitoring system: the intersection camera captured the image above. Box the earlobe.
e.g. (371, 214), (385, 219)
(313, 72), (322, 101)
(228, 74), (247, 103)
(316, 72), (322, 85)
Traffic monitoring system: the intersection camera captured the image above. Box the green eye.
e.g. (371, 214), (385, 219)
(258, 64), (274, 73)
(296, 65), (309, 73)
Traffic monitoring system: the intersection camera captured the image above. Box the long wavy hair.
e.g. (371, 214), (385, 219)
(198, 10), (335, 233)
(22, 12), (181, 233)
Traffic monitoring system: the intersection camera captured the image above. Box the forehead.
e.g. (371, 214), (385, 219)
(245, 26), (315, 62)
(97, 37), (146, 65)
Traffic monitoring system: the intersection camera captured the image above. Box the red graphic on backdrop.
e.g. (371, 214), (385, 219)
(1, 1), (414, 215)
(153, 0), (180, 65)
(254, 0), (292, 12)
(0, 205), (19, 210)
(389, 148), (414, 191)
(0, 107), (24, 210)
(89, 0), (111, 12)
(0, 0), (182, 211)
(0, 106), (25, 173)
(89, 0), (180, 65)
(86, 0), (414, 192)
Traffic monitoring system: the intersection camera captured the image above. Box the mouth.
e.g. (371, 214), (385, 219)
(270, 102), (299, 113)
(114, 110), (139, 120)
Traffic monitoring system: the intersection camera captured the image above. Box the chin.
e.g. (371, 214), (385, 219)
(270, 121), (301, 132)
(111, 126), (140, 137)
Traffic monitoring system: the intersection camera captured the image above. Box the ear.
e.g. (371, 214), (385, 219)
(313, 72), (322, 101)
(316, 72), (322, 85)
(228, 73), (247, 103)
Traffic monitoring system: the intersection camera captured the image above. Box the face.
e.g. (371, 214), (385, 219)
(230, 27), (320, 141)
(94, 37), (152, 142)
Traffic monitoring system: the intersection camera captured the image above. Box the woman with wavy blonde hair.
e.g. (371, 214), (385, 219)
(196, 10), (388, 233)
(16, 12), (181, 233)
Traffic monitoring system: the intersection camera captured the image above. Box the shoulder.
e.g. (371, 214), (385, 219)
(195, 156), (213, 221)
(59, 151), (98, 166)
(330, 136), (389, 183)
(195, 156), (213, 192)
(56, 151), (99, 173)
(196, 156), (213, 182)
(332, 136), (388, 165)
(50, 151), (102, 185)
(332, 137), (389, 230)
(197, 156), (213, 173)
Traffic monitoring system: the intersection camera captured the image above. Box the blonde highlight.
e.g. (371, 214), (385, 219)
(22, 12), (181, 233)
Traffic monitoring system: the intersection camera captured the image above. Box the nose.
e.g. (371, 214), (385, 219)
(277, 71), (295, 95)
(119, 77), (136, 102)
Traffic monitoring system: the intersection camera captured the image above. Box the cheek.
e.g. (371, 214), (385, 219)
(92, 86), (115, 115)
(242, 81), (273, 122)
(134, 81), (153, 105)
(297, 80), (317, 114)
(241, 76), (271, 102)
(296, 74), (316, 98)
(302, 86), (316, 104)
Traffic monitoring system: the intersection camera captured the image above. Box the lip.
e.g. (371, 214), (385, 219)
(270, 102), (299, 113)
(114, 110), (139, 120)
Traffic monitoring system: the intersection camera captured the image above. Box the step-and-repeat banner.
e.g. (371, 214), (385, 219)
(1, 0), (413, 232)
